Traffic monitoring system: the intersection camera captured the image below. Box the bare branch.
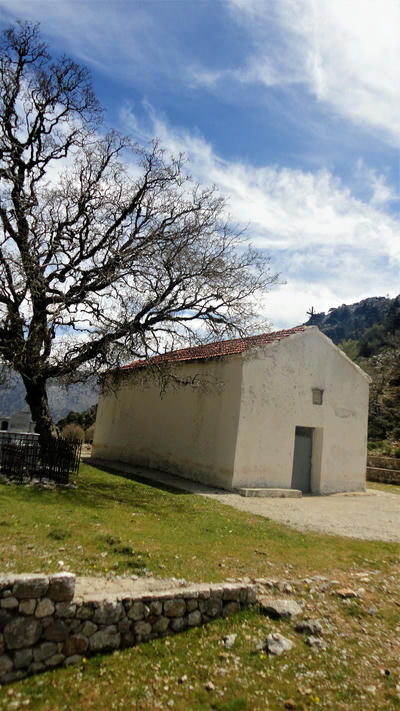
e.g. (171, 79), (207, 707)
(0, 22), (279, 438)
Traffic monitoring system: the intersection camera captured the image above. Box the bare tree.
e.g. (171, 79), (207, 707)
(0, 22), (278, 439)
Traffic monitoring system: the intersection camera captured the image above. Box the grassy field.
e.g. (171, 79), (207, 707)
(0, 463), (399, 710)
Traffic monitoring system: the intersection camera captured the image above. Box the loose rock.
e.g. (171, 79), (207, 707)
(259, 597), (302, 619)
(295, 618), (323, 636)
(336, 589), (357, 599)
(222, 633), (237, 649)
(265, 632), (294, 655)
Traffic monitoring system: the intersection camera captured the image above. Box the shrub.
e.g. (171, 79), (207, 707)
(85, 425), (95, 443)
(61, 423), (85, 442)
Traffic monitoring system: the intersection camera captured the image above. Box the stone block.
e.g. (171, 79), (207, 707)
(222, 586), (241, 601)
(63, 635), (88, 657)
(239, 588), (248, 603)
(43, 620), (69, 642)
(4, 616), (42, 649)
(35, 598), (55, 618)
(206, 599), (222, 618)
(69, 619), (81, 633)
(64, 654), (83, 666)
(209, 588), (223, 600)
(55, 602), (76, 618)
(13, 648), (33, 669)
(34, 642), (57, 662)
(1, 669), (24, 683)
(81, 620), (97, 637)
(197, 588), (211, 599)
(41, 616), (54, 628)
(93, 601), (123, 625)
(148, 600), (162, 616)
(186, 599), (198, 612)
(118, 618), (131, 634)
(12, 575), (49, 600)
(1, 596), (19, 610)
(0, 576), (12, 593)
(223, 601), (240, 617)
(184, 591), (199, 600)
(19, 599), (36, 615)
(152, 616), (169, 633)
(0, 609), (11, 631)
(164, 599), (186, 617)
(45, 653), (65, 667)
(47, 573), (75, 602)
(127, 601), (148, 621)
(133, 620), (152, 636)
(170, 617), (187, 632)
(247, 587), (257, 604)
(89, 626), (120, 652)
(188, 610), (202, 627)
(29, 661), (45, 673)
(76, 605), (94, 620)
(0, 653), (13, 675)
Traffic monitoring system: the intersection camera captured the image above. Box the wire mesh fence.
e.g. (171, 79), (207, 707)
(0, 432), (81, 485)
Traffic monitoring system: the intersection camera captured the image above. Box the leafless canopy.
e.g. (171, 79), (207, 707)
(0, 22), (278, 436)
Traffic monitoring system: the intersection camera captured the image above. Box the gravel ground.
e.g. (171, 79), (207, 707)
(207, 489), (400, 542)
(90, 459), (400, 543)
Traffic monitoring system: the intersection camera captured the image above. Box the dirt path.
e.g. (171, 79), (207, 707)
(89, 459), (400, 543)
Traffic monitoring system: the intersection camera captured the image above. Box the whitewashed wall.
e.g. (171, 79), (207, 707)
(233, 328), (369, 493)
(93, 356), (243, 489)
(93, 328), (369, 494)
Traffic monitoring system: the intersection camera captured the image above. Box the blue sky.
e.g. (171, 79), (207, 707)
(1, 0), (399, 329)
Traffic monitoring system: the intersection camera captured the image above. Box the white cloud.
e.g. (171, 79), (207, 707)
(0, 0), (173, 83)
(354, 159), (398, 207)
(122, 109), (400, 327)
(228, 0), (400, 145)
(4, 0), (399, 145)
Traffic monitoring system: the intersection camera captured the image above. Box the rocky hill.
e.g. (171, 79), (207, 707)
(305, 295), (400, 441)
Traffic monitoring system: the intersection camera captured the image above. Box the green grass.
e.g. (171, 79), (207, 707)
(367, 481), (400, 495)
(1, 463), (398, 580)
(0, 464), (400, 711)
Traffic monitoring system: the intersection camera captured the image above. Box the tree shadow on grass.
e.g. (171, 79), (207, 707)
(89, 462), (193, 496)
(0, 465), (205, 520)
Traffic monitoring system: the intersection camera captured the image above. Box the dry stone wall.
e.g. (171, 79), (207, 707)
(0, 573), (257, 684)
(367, 455), (400, 485)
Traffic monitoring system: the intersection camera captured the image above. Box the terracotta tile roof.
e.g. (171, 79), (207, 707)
(123, 326), (307, 370)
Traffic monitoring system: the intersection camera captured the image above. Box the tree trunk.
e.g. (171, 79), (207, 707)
(21, 376), (57, 441)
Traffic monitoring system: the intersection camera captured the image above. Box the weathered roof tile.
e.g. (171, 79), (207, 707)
(123, 326), (306, 370)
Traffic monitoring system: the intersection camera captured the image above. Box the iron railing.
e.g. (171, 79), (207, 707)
(0, 431), (81, 485)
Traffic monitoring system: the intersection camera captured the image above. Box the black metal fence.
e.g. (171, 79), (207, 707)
(0, 432), (81, 485)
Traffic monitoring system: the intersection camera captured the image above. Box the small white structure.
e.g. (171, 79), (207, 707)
(93, 327), (370, 494)
(0, 410), (35, 433)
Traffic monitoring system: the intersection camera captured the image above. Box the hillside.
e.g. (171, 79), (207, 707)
(305, 295), (400, 441)
(0, 372), (99, 422)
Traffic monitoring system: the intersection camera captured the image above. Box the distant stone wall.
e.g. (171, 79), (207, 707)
(367, 456), (400, 485)
(0, 573), (257, 685)
(367, 467), (400, 485)
(367, 456), (400, 471)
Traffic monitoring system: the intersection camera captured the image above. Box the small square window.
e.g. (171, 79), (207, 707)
(312, 388), (323, 405)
